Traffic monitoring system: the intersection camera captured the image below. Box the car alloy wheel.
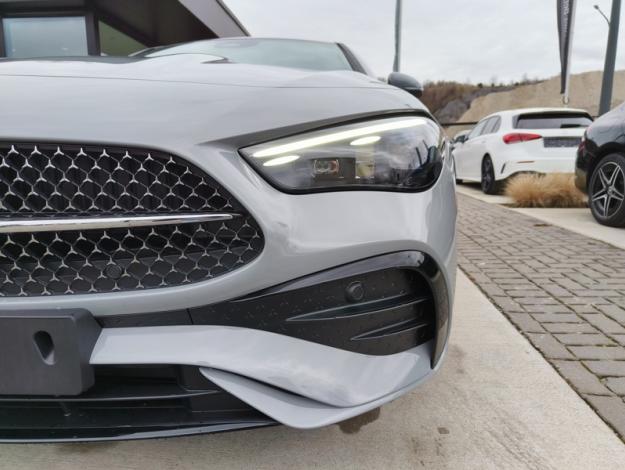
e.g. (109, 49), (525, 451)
(481, 156), (501, 194)
(589, 155), (625, 227)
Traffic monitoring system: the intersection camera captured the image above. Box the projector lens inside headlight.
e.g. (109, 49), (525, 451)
(240, 115), (445, 193)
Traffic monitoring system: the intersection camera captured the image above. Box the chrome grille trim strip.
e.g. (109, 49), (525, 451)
(0, 213), (239, 233)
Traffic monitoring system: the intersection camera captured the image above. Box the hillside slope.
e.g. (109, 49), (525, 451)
(459, 70), (625, 122)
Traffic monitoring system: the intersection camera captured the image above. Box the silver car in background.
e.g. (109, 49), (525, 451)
(0, 38), (456, 441)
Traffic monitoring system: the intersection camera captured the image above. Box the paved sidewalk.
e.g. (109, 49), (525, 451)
(457, 194), (625, 439)
(3, 272), (624, 469)
(513, 207), (625, 250)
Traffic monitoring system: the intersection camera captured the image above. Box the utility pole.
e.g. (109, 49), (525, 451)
(393, 0), (402, 72)
(599, 0), (622, 115)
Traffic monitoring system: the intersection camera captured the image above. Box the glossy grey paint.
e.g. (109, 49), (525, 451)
(91, 325), (433, 408)
(0, 55), (455, 316)
(0, 55), (456, 428)
(202, 362), (441, 429)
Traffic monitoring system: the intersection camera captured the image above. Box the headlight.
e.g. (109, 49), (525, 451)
(240, 115), (445, 193)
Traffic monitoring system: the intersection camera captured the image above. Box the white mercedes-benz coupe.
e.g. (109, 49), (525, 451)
(0, 38), (456, 442)
(453, 107), (593, 193)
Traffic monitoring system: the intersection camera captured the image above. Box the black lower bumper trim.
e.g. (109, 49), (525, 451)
(97, 251), (448, 357)
(0, 365), (276, 443)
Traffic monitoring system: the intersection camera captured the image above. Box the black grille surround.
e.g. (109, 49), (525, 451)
(0, 143), (264, 296)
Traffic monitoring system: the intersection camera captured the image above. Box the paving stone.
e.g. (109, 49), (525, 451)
(541, 284), (572, 297)
(577, 267), (607, 278)
(506, 313), (545, 333)
(489, 296), (525, 313)
(522, 304), (573, 313)
(530, 313), (581, 323)
(584, 395), (625, 438)
(506, 290), (549, 298)
(502, 283), (541, 290)
(543, 323), (598, 334)
(581, 314), (625, 335)
(613, 335), (625, 347)
(490, 278), (528, 285)
(584, 361), (625, 377)
(467, 273), (491, 284)
(559, 297), (613, 306)
(568, 346), (625, 360)
(597, 304), (625, 323)
(573, 290), (624, 298)
(526, 333), (574, 359)
(554, 334), (614, 346)
(456, 195), (625, 439)
(477, 283), (506, 297)
(566, 273), (597, 287)
(515, 297), (561, 306)
(555, 278), (586, 291)
(605, 377), (625, 396)
(570, 304), (601, 314)
(552, 361), (613, 395)
(489, 273), (526, 279)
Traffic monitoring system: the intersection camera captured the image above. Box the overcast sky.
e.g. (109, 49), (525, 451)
(225, 0), (625, 84)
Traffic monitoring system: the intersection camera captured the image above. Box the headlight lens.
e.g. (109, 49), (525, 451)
(240, 115), (445, 193)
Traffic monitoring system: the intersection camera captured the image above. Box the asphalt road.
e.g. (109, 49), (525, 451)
(3, 271), (624, 469)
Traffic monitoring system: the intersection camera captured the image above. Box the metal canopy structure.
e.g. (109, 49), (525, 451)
(0, 0), (248, 57)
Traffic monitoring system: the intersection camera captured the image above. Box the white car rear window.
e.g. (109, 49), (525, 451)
(515, 113), (593, 129)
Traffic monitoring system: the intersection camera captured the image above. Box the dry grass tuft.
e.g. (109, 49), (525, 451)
(505, 173), (587, 208)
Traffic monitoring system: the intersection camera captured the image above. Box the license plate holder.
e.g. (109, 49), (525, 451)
(543, 137), (581, 148)
(0, 310), (101, 396)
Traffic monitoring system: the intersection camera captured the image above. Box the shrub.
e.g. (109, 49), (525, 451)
(505, 173), (587, 208)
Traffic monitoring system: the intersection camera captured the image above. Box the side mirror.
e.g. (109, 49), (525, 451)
(387, 72), (424, 98)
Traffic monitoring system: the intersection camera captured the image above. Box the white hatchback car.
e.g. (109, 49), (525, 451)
(453, 108), (593, 193)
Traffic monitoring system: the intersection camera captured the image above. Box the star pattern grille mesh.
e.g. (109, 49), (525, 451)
(0, 144), (264, 296)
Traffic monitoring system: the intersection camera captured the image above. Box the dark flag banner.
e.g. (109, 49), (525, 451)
(557, 0), (577, 97)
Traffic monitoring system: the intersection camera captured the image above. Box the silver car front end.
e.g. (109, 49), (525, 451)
(0, 59), (456, 440)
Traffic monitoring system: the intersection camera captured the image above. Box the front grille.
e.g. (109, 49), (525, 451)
(0, 143), (264, 296)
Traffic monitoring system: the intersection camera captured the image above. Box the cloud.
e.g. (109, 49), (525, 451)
(226, 0), (625, 83)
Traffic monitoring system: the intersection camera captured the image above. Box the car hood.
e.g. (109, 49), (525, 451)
(0, 54), (387, 89)
(0, 54), (427, 149)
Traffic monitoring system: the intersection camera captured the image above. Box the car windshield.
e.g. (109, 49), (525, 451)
(135, 38), (354, 72)
(515, 112), (593, 129)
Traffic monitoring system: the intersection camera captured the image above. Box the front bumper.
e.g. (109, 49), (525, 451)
(0, 128), (457, 442)
(0, 248), (453, 442)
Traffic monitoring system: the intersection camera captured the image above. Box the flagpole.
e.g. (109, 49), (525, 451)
(599, 0), (622, 115)
(393, 0), (402, 72)
(563, 0), (577, 106)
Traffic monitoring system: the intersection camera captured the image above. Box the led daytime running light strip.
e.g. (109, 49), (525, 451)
(252, 117), (429, 158)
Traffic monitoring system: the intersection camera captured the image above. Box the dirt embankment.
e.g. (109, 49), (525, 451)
(458, 70), (625, 122)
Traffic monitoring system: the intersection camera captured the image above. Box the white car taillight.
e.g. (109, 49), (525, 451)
(502, 133), (542, 144)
